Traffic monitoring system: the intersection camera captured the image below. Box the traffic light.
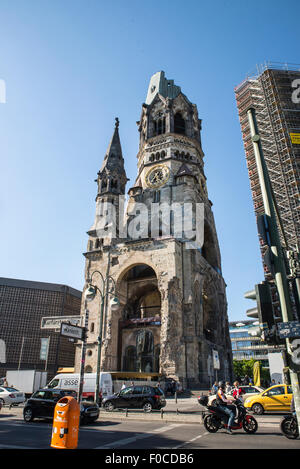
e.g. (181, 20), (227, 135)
(257, 214), (276, 277)
(254, 282), (281, 345)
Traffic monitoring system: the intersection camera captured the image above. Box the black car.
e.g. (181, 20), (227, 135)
(23, 388), (99, 424)
(102, 385), (166, 412)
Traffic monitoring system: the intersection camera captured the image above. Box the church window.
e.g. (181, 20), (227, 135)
(95, 238), (103, 249)
(174, 112), (185, 135)
(124, 346), (137, 372)
(136, 330), (154, 372)
(100, 199), (105, 215)
(154, 117), (166, 136)
(153, 190), (160, 203)
(154, 345), (160, 372)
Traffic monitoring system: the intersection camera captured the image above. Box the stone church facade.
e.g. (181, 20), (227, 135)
(74, 72), (233, 388)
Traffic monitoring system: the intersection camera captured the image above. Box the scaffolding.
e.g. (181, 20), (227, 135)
(235, 63), (300, 318)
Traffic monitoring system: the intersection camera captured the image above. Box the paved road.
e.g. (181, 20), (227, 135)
(0, 400), (299, 450)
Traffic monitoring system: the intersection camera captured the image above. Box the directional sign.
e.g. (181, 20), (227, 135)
(277, 321), (300, 339)
(41, 315), (82, 330)
(60, 322), (85, 341)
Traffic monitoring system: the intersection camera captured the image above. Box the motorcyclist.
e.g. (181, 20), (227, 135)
(216, 381), (235, 434)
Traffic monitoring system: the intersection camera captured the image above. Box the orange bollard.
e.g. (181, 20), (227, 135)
(51, 396), (80, 449)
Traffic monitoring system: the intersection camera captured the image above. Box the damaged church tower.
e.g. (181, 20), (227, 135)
(75, 72), (232, 387)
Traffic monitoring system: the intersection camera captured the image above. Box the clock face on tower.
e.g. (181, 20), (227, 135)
(145, 164), (170, 188)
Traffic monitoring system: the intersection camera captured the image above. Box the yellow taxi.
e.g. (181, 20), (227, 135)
(244, 384), (293, 414)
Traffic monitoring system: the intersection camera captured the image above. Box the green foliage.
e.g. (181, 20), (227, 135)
(233, 359), (258, 379)
(233, 359), (270, 387)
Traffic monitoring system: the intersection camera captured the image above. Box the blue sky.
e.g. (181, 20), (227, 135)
(0, 0), (299, 321)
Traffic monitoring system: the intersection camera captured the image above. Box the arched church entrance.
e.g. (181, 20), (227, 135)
(117, 264), (161, 373)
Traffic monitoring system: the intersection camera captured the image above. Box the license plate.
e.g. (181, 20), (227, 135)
(89, 412), (98, 417)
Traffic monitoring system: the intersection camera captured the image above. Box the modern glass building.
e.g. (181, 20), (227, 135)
(229, 320), (270, 366)
(0, 277), (82, 379)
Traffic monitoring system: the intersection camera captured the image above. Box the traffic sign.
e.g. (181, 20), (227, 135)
(41, 316), (82, 330)
(277, 321), (300, 339)
(60, 322), (85, 341)
(212, 350), (220, 370)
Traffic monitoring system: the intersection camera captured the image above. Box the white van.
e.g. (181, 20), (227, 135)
(46, 372), (113, 401)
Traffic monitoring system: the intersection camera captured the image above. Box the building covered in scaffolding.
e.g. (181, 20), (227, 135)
(235, 62), (300, 319)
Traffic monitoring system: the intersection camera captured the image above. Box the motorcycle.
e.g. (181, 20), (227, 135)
(280, 414), (299, 440)
(198, 395), (258, 434)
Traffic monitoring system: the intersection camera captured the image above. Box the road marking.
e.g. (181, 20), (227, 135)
(173, 432), (209, 449)
(95, 424), (182, 449)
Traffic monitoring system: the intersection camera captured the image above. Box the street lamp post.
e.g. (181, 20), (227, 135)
(86, 271), (119, 405)
(247, 107), (300, 437)
(78, 294), (90, 405)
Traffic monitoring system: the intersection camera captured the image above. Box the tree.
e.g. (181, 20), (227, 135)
(233, 359), (256, 379)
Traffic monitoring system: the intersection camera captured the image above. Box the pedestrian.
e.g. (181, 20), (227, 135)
(121, 382), (126, 390)
(225, 382), (232, 393)
(243, 375), (250, 385)
(99, 388), (103, 407)
(232, 381), (245, 400)
(130, 381), (134, 387)
(270, 379), (276, 387)
(211, 381), (218, 395)
(216, 381), (235, 434)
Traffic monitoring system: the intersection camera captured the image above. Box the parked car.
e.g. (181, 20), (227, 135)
(0, 386), (26, 406)
(243, 384), (293, 414)
(205, 385), (264, 406)
(23, 388), (99, 424)
(102, 385), (166, 412)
